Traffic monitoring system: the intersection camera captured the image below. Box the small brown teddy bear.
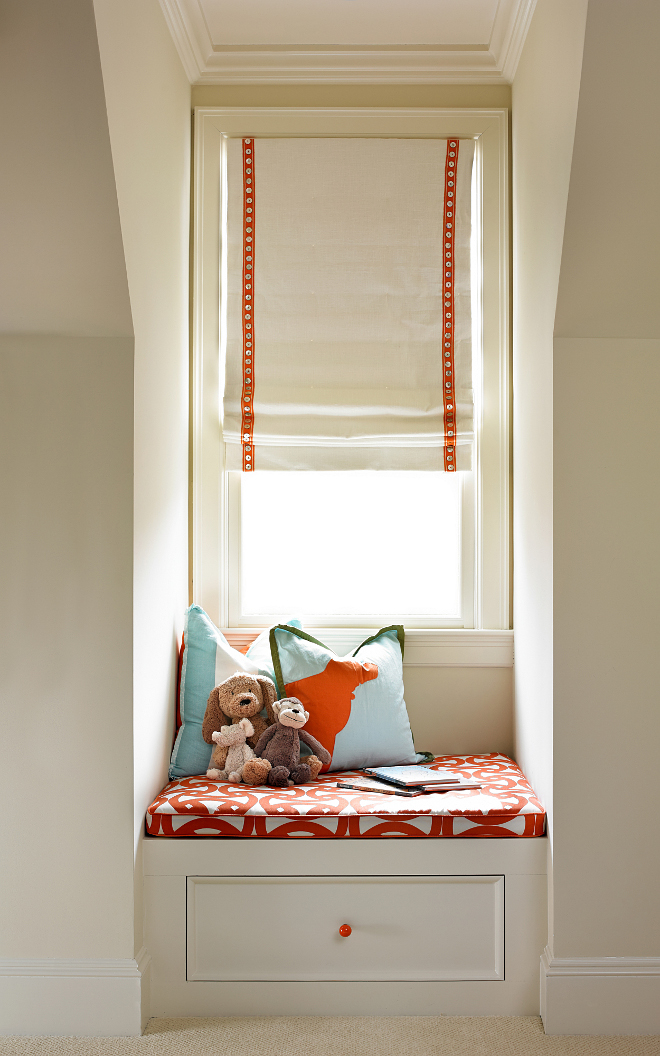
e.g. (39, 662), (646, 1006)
(202, 672), (277, 786)
(207, 718), (256, 784)
(254, 697), (331, 787)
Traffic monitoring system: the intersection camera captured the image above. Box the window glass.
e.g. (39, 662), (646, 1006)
(240, 471), (461, 620)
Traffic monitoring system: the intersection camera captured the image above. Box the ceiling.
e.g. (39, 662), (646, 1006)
(159, 0), (537, 84)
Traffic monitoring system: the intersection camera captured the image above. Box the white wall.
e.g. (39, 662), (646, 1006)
(0, 0), (135, 961)
(404, 667), (513, 758)
(92, 0), (191, 964)
(515, 0), (660, 1033)
(552, 0), (660, 961)
(0, 0), (132, 337)
(511, 0), (586, 1024)
(0, 335), (134, 963)
(0, 0), (190, 1036)
(191, 83), (511, 110)
(553, 338), (660, 959)
(0, 0), (139, 1034)
(511, 0), (588, 849)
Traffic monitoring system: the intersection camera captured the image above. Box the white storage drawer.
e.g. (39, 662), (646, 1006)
(187, 875), (504, 982)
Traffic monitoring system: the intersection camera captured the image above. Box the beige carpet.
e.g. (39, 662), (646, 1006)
(2, 1017), (660, 1056)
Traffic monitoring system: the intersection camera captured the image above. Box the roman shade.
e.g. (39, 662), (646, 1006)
(222, 136), (475, 472)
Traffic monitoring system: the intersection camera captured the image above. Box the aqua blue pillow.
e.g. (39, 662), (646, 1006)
(268, 625), (417, 772)
(169, 605), (263, 780)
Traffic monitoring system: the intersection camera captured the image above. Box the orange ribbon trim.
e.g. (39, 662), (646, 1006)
(242, 139), (255, 471)
(442, 139), (459, 472)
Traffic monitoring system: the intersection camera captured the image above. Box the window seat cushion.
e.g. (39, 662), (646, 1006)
(146, 753), (545, 839)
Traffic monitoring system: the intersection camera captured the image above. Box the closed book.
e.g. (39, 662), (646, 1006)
(363, 765), (462, 788)
(337, 776), (483, 797)
(421, 782), (483, 793)
(336, 777), (426, 797)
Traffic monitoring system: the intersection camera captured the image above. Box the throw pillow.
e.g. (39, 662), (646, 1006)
(268, 625), (417, 772)
(169, 605), (261, 780)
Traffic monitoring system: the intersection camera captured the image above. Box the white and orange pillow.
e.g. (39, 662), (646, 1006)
(266, 625), (417, 772)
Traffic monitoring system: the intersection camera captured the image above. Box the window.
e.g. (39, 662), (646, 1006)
(193, 109), (509, 632)
(231, 470), (470, 627)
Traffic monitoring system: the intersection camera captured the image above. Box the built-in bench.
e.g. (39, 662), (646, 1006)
(143, 753), (547, 1016)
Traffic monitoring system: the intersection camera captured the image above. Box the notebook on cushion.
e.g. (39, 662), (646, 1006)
(363, 765), (461, 787)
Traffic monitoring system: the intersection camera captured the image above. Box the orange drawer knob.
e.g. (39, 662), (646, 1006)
(339, 924), (352, 937)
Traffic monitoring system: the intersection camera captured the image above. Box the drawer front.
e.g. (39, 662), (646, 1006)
(187, 875), (504, 982)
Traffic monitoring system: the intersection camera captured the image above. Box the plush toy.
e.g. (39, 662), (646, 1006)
(202, 672), (277, 785)
(254, 697), (331, 787)
(207, 718), (257, 783)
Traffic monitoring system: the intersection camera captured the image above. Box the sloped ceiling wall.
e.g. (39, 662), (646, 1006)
(0, 0), (136, 970)
(552, 0), (660, 960)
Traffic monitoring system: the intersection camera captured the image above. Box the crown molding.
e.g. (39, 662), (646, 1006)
(159, 0), (205, 81)
(161, 0), (536, 85)
(193, 48), (505, 86)
(492, 0), (538, 83)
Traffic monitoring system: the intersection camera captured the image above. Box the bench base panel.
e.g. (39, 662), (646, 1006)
(143, 837), (548, 1017)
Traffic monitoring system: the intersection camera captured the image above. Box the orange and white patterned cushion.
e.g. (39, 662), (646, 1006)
(146, 753), (545, 839)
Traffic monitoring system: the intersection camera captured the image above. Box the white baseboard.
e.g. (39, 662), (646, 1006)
(541, 946), (660, 1035)
(0, 946), (151, 1037)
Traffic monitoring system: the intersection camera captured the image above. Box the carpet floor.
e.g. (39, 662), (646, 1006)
(2, 1017), (660, 1056)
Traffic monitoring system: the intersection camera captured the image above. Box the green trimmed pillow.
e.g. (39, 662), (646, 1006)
(268, 625), (416, 772)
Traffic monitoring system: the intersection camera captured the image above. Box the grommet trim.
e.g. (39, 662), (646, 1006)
(242, 139), (255, 471)
(442, 139), (459, 472)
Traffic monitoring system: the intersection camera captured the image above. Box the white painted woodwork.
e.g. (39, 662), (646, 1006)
(0, 949), (150, 1037)
(144, 832), (546, 877)
(158, 0), (537, 84)
(226, 628), (514, 667)
(144, 837), (547, 1016)
(187, 875), (504, 982)
(193, 108), (509, 632)
(541, 947), (660, 1035)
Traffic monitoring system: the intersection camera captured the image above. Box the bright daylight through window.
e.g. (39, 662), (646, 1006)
(240, 471), (462, 621)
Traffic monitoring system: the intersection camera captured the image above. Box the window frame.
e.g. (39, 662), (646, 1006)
(192, 107), (510, 633)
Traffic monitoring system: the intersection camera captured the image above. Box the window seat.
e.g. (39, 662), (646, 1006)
(146, 752), (545, 839)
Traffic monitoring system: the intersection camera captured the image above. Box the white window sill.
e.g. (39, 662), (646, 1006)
(224, 628), (514, 668)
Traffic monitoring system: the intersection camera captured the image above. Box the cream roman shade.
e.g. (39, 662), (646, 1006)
(222, 136), (475, 472)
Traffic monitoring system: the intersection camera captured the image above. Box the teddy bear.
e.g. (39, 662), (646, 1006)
(207, 718), (257, 783)
(253, 697), (331, 787)
(202, 672), (277, 785)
